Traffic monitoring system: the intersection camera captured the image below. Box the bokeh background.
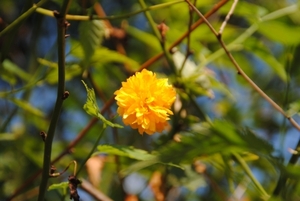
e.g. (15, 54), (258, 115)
(1, 0), (300, 200)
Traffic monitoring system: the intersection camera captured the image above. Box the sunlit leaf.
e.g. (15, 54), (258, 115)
(81, 80), (123, 128)
(79, 20), (106, 64)
(286, 101), (300, 117)
(258, 21), (300, 45)
(96, 144), (154, 161)
(48, 182), (69, 191)
(125, 25), (161, 53)
(0, 133), (16, 141)
(71, 41), (140, 71)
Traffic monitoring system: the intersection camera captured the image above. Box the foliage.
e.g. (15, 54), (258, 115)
(1, 0), (300, 200)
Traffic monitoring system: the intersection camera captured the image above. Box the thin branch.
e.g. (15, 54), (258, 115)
(185, 0), (300, 197)
(76, 125), (106, 176)
(137, 0), (229, 72)
(7, 98), (114, 200)
(185, 0), (300, 131)
(35, 0), (184, 21)
(0, 0), (48, 38)
(80, 179), (113, 201)
(179, 0), (195, 75)
(218, 0), (238, 35)
(37, 1), (72, 200)
(138, 0), (177, 74)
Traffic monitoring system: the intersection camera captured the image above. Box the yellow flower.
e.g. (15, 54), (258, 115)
(114, 69), (176, 135)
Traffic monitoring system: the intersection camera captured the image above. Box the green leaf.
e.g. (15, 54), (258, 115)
(96, 144), (155, 161)
(258, 21), (300, 45)
(0, 133), (16, 141)
(2, 59), (31, 81)
(38, 58), (82, 84)
(125, 25), (161, 53)
(286, 101), (300, 117)
(71, 40), (140, 71)
(48, 182), (69, 191)
(219, 1), (267, 22)
(79, 20), (106, 64)
(9, 98), (45, 117)
(158, 120), (273, 164)
(81, 81), (123, 128)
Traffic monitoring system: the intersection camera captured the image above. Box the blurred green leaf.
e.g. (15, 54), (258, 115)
(48, 182), (69, 191)
(286, 101), (300, 117)
(9, 98), (45, 117)
(125, 25), (161, 52)
(79, 20), (105, 64)
(71, 41), (140, 71)
(2, 59), (31, 81)
(158, 120), (273, 164)
(0, 133), (16, 141)
(81, 81), (123, 128)
(258, 21), (300, 45)
(38, 58), (82, 84)
(219, 1), (267, 22)
(96, 144), (154, 161)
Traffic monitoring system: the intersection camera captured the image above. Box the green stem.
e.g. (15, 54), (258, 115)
(37, 1), (72, 200)
(233, 153), (270, 200)
(35, 0), (184, 21)
(76, 125), (106, 176)
(0, 0), (48, 38)
(138, 0), (177, 75)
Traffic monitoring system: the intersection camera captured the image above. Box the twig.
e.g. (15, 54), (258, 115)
(7, 98), (114, 200)
(80, 179), (113, 201)
(185, 0), (300, 131)
(185, 0), (300, 197)
(179, 0), (195, 75)
(218, 0), (238, 36)
(137, 0), (229, 72)
(76, 125), (106, 175)
(37, 1), (72, 200)
(0, 0), (48, 38)
(35, 0), (185, 21)
(138, 0), (177, 74)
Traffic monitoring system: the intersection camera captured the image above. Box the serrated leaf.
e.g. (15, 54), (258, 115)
(9, 98), (45, 117)
(96, 144), (154, 161)
(48, 182), (69, 191)
(81, 81), (123, 128)
(79, 20), (105, 63)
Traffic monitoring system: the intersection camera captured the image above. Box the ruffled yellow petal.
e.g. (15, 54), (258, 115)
(114, 69), (176, 135)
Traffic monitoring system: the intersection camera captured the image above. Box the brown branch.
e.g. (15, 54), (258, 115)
(80, 179), (113, 201)
(137, 0), (229, 71)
